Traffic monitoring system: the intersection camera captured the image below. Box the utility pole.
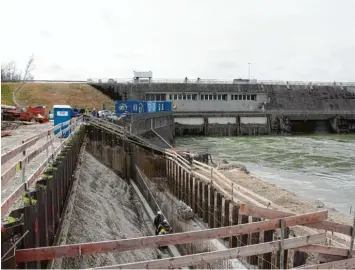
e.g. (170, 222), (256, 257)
(248, 63), (251, 83)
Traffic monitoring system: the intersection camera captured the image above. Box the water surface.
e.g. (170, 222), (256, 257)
(176, 134), (355, 214)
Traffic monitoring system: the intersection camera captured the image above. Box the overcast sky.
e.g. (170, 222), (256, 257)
(1, 0), (355, 81)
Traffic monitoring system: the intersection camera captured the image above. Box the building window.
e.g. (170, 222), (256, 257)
(247, 95), (250, 100)
(251, 94), (256, 101)
(178, 94), (182, 100)
(201, 95), (204, 100)
(243, 95), (246, 100)
(187, 94), (191, 100)
(192, 94), (197, 100)
(182, 94), (186, 100)
(222, 94), (227, 100)
(174, 94), (178, 100)
(209, 94), (213, 100)
(169, 94), (173, 100)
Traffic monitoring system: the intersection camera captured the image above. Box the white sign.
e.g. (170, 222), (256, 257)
(57, 111), (68, 117)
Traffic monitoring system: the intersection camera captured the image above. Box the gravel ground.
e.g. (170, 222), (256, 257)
(2, 121), (64, 218)
(62, 151), (158, 268)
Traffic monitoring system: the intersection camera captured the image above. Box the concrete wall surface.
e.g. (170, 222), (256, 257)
(240, 116), (268, 125)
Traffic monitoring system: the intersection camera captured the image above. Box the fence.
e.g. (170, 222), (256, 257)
(3, 121), (355, 269)
(87, 78), (355, 87)
(1, 118), (86, 269)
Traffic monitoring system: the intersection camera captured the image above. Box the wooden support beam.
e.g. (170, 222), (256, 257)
(223, 199), (231, 241)
(291, 257), (355, 269)
(203, 184), (209, 223)
(15, 211), (328, 263)
(214, 192), (222, 228)
(193, 177), (198, 214)
(239, 203), (352, 236)
(95, 234), (325, 270)
(198, 180), (203, 217)
(230, 204), (239, 248)
(263, 230), (274, 269)
(241, 215), (249, 246)
(183, 170), (188, 203)
(249, 217), (261, 266)
(295, 244), (355, 257)
(208, 185), (215, 228)
(187, 174), (192, 208)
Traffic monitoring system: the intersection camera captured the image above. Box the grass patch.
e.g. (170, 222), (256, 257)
(1, 83), (17, 105)
(1, 83), (114, 109)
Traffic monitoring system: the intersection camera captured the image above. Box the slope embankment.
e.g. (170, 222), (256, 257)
(1, 83), (114, 109)
(61, 151), (158, 268)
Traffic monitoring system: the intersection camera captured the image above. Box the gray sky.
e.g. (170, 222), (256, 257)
(2, 0), (355, 81)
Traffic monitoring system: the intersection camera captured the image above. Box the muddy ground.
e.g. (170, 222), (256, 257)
(62, 151), (158, 268)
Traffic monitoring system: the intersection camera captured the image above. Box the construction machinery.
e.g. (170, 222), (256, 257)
(1, 105), (49, 123)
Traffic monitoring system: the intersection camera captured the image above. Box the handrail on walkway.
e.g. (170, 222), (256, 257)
(1, 116), (84, 216)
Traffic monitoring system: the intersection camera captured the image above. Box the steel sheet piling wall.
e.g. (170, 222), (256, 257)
(1, 127), (86, 269)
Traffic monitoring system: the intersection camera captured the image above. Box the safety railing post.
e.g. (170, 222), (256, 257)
(21, 140), (26, 185)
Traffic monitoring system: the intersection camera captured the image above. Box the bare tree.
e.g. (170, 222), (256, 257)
(2, 55), (36, 107)
(22, 54), (35, 81)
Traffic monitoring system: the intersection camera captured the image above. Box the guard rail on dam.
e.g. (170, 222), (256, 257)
(2, 119), (355, 269)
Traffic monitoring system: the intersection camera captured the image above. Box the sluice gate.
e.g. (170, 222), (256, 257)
(2, 119), (355, 269)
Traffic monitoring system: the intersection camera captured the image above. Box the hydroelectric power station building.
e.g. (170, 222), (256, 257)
(89, 72), (355, 136)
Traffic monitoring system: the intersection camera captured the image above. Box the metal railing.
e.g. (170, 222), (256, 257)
(87, 78), (355, 87)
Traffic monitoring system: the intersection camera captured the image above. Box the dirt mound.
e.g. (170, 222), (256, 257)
(1, 83), (114, 109)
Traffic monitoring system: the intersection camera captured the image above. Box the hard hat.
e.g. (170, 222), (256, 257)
(157, 211), (162, 215)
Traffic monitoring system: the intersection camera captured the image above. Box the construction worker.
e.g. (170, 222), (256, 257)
(157, 223), (167, 235)
(154, 211), (164, 235)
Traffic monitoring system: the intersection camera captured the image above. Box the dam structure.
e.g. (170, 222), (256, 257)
(89, 77), (355, 136)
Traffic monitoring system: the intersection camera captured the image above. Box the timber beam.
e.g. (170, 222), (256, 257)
(15, 210), (328, 263)
(291, 257), (355, 269)
(239, 203), (353, 236)
(94, 234), (325, 269)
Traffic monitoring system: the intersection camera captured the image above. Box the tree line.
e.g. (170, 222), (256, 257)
(1, 55), (35, 82)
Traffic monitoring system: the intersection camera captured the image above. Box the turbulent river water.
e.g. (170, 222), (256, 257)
(176, 134), (355, 214)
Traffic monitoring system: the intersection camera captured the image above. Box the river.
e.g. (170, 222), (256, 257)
(175, 134), (355, 214)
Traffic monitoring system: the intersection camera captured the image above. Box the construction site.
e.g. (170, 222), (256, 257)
(1, 112), (355, 269)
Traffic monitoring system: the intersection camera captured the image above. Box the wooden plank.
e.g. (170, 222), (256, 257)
(1, 132), (58, 187)
(15, 211), (328, 262)
(295, 244), (355, 257)
(292, 257), (355, 269)
(1, 183), (26, 216)
(1, 136), (41, 165)
(95, 234), (325, 269)
(240, 203), (352, 236)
